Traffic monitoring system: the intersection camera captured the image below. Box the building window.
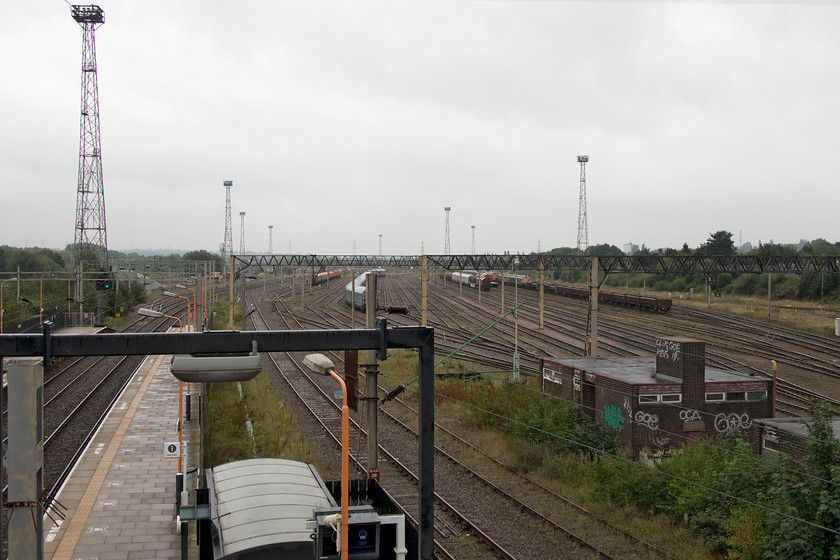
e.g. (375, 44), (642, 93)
(747, 391), (767, 401)
(763, 436), (780, 452)
(639, 395), (659, 404)
(543, 368), (562, 385)
(727, 392), (746, 401)
(706, 393), (724, 402)
(661, 394), (682, 403)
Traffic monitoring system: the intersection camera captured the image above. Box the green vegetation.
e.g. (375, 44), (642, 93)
(395, 369), (840, 560)
(530, 233), (840, 308)
(206, 373), (320, 469)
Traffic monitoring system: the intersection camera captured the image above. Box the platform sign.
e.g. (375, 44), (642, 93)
(164, 442), (181, 458)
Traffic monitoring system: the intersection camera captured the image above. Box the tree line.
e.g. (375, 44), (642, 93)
(542, 231), (840, 303)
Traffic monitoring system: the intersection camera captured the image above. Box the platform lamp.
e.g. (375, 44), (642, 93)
(176, 284), (198, 332)
(0, 278), (17, 334)
(163, 291), (191, 332)
(304, 354), (349, 560)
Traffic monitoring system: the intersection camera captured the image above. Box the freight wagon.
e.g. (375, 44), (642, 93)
(311, 269), (342, 286)
(500, 277), (671, 312)
(450, 271), (492, 291)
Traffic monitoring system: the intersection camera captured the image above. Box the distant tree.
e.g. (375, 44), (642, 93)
(587, 244), (624, 257)
(802, 239), (840, 256)
(756, 243), (798, 258)
(182, 250), (222, 267)
(0, 246), (66, 273)
(546, 247), (580, 256)
(697, 231), (736, 256)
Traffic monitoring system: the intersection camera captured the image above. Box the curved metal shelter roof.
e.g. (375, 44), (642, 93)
(208, 458), (337, 560)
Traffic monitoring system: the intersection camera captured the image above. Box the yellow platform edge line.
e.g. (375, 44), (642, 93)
(50, 354), (165, 560)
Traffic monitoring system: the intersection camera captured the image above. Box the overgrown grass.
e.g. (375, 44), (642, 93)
(395, 368), (715, 559)
(206, 373), (320, 469)
(678, 295), (837, 334)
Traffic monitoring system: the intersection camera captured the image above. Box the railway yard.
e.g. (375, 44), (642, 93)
(243, 271), (839, 559)
(5, 269), (840, 559)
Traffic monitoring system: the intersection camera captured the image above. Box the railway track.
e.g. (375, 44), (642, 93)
(247, 282), (678, 559)
(1, 298), (191, 507)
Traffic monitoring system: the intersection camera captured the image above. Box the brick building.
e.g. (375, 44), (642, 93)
(751, 416), (840, 460)
(540, 336), (774, 455)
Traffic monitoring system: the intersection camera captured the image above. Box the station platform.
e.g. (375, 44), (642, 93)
(53, 326), (109, 335)
(44, 354), (201, 560)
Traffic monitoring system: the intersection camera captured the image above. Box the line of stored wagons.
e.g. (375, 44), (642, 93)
(445, 272), (671, 313)
(497, 275), (672, 313)
(310, 267), (670, 313)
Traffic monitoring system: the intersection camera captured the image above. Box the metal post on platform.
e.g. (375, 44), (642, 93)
(6, 357), (44, 560)
(365, 272), (379, 480)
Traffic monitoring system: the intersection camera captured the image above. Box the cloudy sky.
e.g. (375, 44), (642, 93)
(3, 1), (839, 256)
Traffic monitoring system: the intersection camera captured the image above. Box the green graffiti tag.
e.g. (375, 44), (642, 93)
(603, 404), (625, 431)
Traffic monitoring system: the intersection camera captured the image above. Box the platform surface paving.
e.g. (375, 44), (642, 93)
(44, 354), (200, 560)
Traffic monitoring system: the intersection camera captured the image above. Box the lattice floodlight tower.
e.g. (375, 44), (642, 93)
(239, 211), (246, 255)
(222, 180), (233, 272)
(72, 5), (108, 312)
(444, 207), (451, 255)
(576, 155), (589, 253)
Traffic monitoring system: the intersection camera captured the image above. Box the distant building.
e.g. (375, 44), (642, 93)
(623, 242), (639, 255)
(541, 337), (774, 455)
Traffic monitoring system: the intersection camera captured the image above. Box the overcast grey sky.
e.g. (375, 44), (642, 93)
(3, 1), (839, 256)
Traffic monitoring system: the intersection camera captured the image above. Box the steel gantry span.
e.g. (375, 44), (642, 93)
(230, 254), (840, 275)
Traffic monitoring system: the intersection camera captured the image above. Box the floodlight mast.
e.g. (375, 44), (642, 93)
(71, 4), (108, 324)
(576, 155), (589, 253)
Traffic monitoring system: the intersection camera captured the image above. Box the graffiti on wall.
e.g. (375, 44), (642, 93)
(603, 404), (625, 431)
(634, 411), (659, 430)
(656, 338), (681, 362)
(679, 409), (702, 422)
(714, 412), (752, 433)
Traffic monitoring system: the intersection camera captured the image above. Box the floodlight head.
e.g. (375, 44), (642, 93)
(71, 4), (104, 24)
(577, 155), (589, 163)
(303, 353), (336, 375)
(138, 308), (162, 318)
(138, 308), (163, 318)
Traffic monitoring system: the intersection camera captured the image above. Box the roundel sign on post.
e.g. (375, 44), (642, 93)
(164, 442), (181, 458)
